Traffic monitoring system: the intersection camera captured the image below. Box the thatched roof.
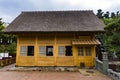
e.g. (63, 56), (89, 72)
(3, 10), (105, 33)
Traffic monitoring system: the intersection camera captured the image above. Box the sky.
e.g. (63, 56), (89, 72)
(0, 0), (120, 23)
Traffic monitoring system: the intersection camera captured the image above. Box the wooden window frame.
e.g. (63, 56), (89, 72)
(58, 46), (73, 56)
(39, 46), (53, 56)
(78, 47), (84, 56)
(85, 47), (91, 56)
(20, 46), (34, 56)
(39, 46), (46, 56)
(58, 46), (66, 56)
(20, 46), (27, 56)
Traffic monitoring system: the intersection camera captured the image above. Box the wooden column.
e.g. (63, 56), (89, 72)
(92, 45), (96, 66)
(73, 33), (77, 66)
(73, 45), (77, 66)
(35, 34), (38, 66)
(16, 36), (20, 66)
(54, 34), (57, 66)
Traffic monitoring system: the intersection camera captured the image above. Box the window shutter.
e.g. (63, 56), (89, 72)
(78, 47), (84, 56)
(39, 46), (46, 55)
(86, 47), (91, 56)
(20, 46), (27, 55)
(58, 46), (65, 55)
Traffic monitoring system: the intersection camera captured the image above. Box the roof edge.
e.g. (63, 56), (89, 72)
(3, 30), (105, 34)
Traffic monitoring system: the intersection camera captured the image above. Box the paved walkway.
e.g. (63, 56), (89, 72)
(0, 64), (112, 80)
(0, 63), (15, 71)
(0, 71), (112, 80)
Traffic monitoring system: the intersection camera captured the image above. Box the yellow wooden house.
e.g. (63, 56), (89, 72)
(4, 10), (105, 67)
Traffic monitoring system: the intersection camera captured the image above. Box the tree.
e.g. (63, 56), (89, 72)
(116, 11), (119, 17)
(104, 18), (120, 58)
(96, 9), (120, 59)
(0, 18), (16, 57)
(104, 11), (110, 18)
(96, 9), (104, 18)
(0, 18), (5, 31)
(111, 12), (116, 18)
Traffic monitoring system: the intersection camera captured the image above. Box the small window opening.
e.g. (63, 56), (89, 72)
(27, 46), (34, 56)
(65, 46), (72, 56)
(46, 46), (53, 56)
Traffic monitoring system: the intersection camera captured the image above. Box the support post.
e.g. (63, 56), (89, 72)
(94, 57), (98, 69)
(102, 52), (109, 74)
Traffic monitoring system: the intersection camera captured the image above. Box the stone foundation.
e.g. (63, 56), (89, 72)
(8, 66), (78, 72)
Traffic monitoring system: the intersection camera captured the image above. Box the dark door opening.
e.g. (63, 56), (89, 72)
(65, 46), (72, 56)
(46, 46), (53, 56)
(27, 46), (34, 56)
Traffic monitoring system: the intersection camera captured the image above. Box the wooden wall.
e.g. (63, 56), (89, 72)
(16, 33), (96, 67)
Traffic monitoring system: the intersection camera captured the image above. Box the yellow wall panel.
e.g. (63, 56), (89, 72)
(37, 57), (54, 66)
(16, 33), (97, 67)
(56, 57), (74, 66)
(16, 56), (35, 66)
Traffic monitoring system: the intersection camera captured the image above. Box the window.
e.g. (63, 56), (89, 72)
(20, 46), (34, 56)
(78, 47), (84, 56)
(46, 46), (53, 56)
(39, 46), (53, 56)
(58, 46), (65, 55)
(39, 46), (46, 56)
(86, 47), (91, 56)
(27, 46), (34, 56)
(20, 46), (27, 55)
(58, 46), (72, 56)
(65, 46), (72, 56)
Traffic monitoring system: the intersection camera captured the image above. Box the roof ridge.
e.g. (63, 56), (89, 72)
(22, 10), (93, 13)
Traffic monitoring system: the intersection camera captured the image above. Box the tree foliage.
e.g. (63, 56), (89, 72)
(96, 9), (120, 19)
(96, 9), (120, 58)
(0, 18), (16, 57)
(0, 18), (5, 31)
(104, 18), (120, 56)
(104, 11), (110, 19)
(96, 9), (104, 18)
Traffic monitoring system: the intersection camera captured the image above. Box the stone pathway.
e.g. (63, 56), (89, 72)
(0, 63), (15, 71)
(0, 64), (112, 80)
